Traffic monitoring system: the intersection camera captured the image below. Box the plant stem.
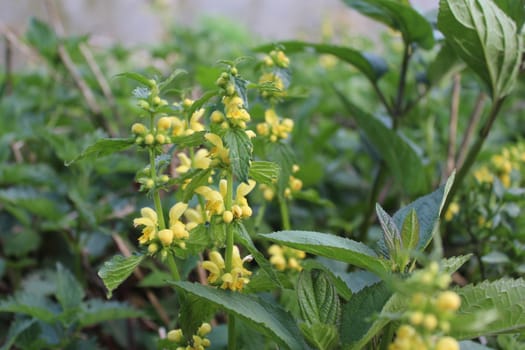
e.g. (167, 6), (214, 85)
(225, 170), (234, 271)
(443, 74), (461, 180)
(442, 97), (506, 216)
(456, 92), (487, 168)
(227, 314), (236, 350)
(279, 198), (291, 231)
(166, 253), (181, 281)
(379, 322), (395, 350)
(393, 44), (412, 127)
(358, 163), (388, 241)
(150, 147), (166, 230)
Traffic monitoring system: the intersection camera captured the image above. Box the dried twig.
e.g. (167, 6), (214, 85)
(456, 93), (487, 168)
(0, 24), (41, 63)
(443, 74), (461, 180)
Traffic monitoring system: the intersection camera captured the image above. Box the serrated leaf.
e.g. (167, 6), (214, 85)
(66, 138), (135, 166)
(97, 253), (145, 298)
(234, 222), (281, 287)
(441, 254), (472, 274)
(56, 263), (84, 310)
(171, 131), (206, 147)
(262, 231), (389, 276)
(0, 318), (36, 350)
(342, 0), (434, 49)
(178, 293), (217, 341)
(301, 260), (353, 301)
(376, 204), (401, 254)
(234, 76), (249, 108)
(171, 282), (307, 350)
(116, 72), (154, 87)
(297, 270), (340, 326)
(451, 278), (525, 339)
(248, 161), (279, 185)
(0, 293), (59, 322)
(300, 322), (340, 350)
(187, 89), (220, 117)
(223, 128), (252, 183)
(438, 0), (523, 99)
(78, 299), (142, 327)
(254, 41), (387, 82)
(181, 168), (213, 202)
(401, 208), (419, 251)
(265, 142), (296, 197)
(335, 89), (427, 195)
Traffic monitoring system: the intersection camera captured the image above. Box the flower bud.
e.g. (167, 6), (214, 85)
(210, 110), (224, 123)
(144, 133), (155, 145)
(223, 210), (233, 223)
(167, 329), (183, 342)
(436, 336), (459, 350)
(198, 323), (212, 336)
(131, 123), (147, 135)
(158, 229), (174, 246)
(436, 291), (461, 312)
(148, 243), (159, 254)
(157, 117), (172, 130)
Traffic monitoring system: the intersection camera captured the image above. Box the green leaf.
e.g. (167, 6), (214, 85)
(172, 131), (206, 147)
(97, 253), (145, 298)
(234, 222), (281, 287)
(427, 42), (466, 86)
(0, 318), (36, 350)
(78, 299), (142, 327)
(0, 293), (58, 322)
(342, 0), (434, 49)
(3, 229), (41, 257)
(187, 89), (220, 118)
(0, 187), (67, 221)
(265, 142), (296, 197)
(55, 263), (84, 310)
(459, 340), (496, 350)
(115, 72), (154, 87)
(301, 259), (353, 301)
(26, 18), (57, 59)
(300, 322), (340, 350)
(451, 278), (525, 339)
(180, 168), (213, 202)
(262, 231), (389, 276)
(400, 208), (419, 250)
(340, 281), (393, 347)
(223, 128), (252, 183)
(248, 161), (280, 185)
(441, 254), (472, 274)
(335, 89), (427, 195)
(493, 0), (525, 31)
(376, 204), (401, 254)
(0, 163), (58, 186)
(254, 41), (387, 82)
(137, 270), (174, 288)
(66, 138), (135, 166)
(158, 69), (187, 92)
(438, 0), (523, 99)
(178, 293), (217, 342)
(171, 282), (307, 350)
(297, 270), (341, 325)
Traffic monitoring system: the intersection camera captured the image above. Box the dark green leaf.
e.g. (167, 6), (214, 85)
(178, 293), (217, 341)
(262, 231), (389, 276)
(65, 138), (135, 166)
(187, 89), (220, 117)
(0, 293), (58, 322)
(137, 270), (173, 288)
(297, 270), (341, 325)
(301, 259), (353, 301)
(300, 322), (340, 350)
(493, 0), (525, 31)
(254, 41), (387, 82)
(376, 204), (401, 254)
(26, 18), (57, 59)
(438, 0), (523, 99)
(3, 229), (41, 257)
(0, 187), (67, 221)
(78, 299), (142, 327)
(97, 253), (145, 298)
(0, 163), (57, 186)
(342, 0), (434, 49)
(400, 208), (419, 250)
(335, 89), (428, 195)
(55, 263), (84, 310)
(171, 282), (307, 350)
(172, 131), (206, 147)
(181, 168), (214, 202)
(427, 42), (465, 86)
(248, 161), (280, 185)
(265, 142), (296, 197)
(0, 318), (36, 350)
(223, 128), (252, 183)
(115, 72), (154, 87)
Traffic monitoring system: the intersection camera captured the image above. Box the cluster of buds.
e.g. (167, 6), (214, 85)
(262, 49), (290, 68)
(256, 109), (294, 142)
(389, 262), (461, 350)
(202, 246), (252, 292)
(259, 72), (286, 100)
(131, 120), (171, 147)
(136, 164), (170, 191)
(268, 244), (306, 272)
(260, 165), (302, 201)
(216, 66), (238, 97)
(167, 323), (212, 350)
(133, 203), (192, 256)
(136, 79), (168, 112)
(473, 144), (524, 188)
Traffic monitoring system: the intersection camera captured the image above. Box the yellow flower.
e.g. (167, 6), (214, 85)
(169, 202), (189, 241)
(202, 246), (252, 292)
(436, 337), (459, 350)
(196, 179), (256, 220)
(436, 291), (461, 312)
(268, 244), (305, 272)
(170, 116), (186, 137)
(473, 166), (493, 184)
(187, 108), (206, 134)
(176, 149), (211, 174)
(134, 207), (158, 245)
(184, 205), (208, 231)
(202, 251), (225, 283)
(444, 202), (459, 221)
(195, 186), (225, 215)
(205, 133), (230, 165)
(257, 109), (294, 142)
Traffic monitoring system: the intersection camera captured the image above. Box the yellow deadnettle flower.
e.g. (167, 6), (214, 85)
(134, 207), (158, 245)
(205, 133), (230, 165)
(202, 246), (252, 292)
(176, 149), (211, 174)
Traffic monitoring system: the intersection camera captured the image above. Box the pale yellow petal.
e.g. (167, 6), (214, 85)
(169, 202), (188, 223)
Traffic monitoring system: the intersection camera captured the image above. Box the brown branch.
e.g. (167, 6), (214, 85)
(0, 24), (41, 63)
(112, 234), (171, 327)
(443, 74), (461, 180)
(456, 93), (487, 168)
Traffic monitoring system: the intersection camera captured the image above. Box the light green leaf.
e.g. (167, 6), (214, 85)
(451, 278), (525, 339)
(493, 0), (525, 31)
(300, 322), (340, 350)
(78, 299), (142, 327)
(171, 131), (206, 147)
(158, 69), (187, 92)
(427, 42), (466, 86)
(97, 253), (145, 298)
(262, 231), (389, 276)
(223, 128), (252, 183)
(265, 142), (296, 198)
(401, 208), (419, 251)
(65, 138), (135, 166)
(342, 0), (434, 49)
(187, 89), (220, 118)
(171, 282), (307, 350)
(115, 72), (154, 87)
(56, 263), (84, 310)
(248, 161), (280, 185)
(254, 41), (387, 82)
(335, 89), (428, 195)
(441, 254), (472, 274)
(438, 0), (523, 99)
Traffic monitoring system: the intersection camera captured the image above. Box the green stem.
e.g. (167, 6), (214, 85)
(358, 163), (388, 241)
(441, 97), (505, 216)
(279, 198), (291, 231)
(166, 253), (181, 281)
(379, 322), (395, 350)
(150, 147), (167, 230)
(227, 314), (236, 350)
(224, 170), (234, 272)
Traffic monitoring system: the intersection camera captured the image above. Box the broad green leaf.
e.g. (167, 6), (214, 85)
(441, 254), (472, 274)
(0, 318), (36, 350)
(0, 293), (58, 322)
(172, 131), (206, 147)
(178, 293), (217, 342)
(451, 278), (525, 339)
(376, 204), (401, 255)
(261, 231), (389, 276)
(97, 253), (145, 298)
(78, 299), (142, 327)
(297, 270), (341, 325)
(0, 163), (57, 186)
(65, 138), (135, 166)
(3, 229), (41, 257)
(427, 42), (465, 86)
(340, 281), (393, 347)
(26, 18), (57, 59)
(493, 0), (525, 31)
(265, 142), (296, 197)
(0, 187), (67, 221)
(438, 0), (523, 99)
(335, 89), (427, 195)
(301, 259), (353, 301)
(223, 128), (252, 183)
(254, 41), (387, 82)
(234, 222), (281, 287)
(300, 322), (340, 350)
(115, 72), (154, 87)
(249, 161), (280, 185)
(342, 0), (434, 49)
(459, 340), (496, 350)
(171, 282), (307, 350)
(56, 263), (84, 310)
(400, 208), (419, 250)
(187, 89), (220, 118)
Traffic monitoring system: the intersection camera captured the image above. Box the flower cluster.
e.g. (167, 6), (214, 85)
(167, 322), (212, 350)
(262, 49), (290, 68)
(389, 262), (461, 350)
(259, 164), (302, 201)
(259, 50), (290, 101)
(134, 203), (191, 253)
(256, 109), (294, 143)
(473, 144), (524, 188)
(202, 246), (252, 291)
(268, 244), (306, 272)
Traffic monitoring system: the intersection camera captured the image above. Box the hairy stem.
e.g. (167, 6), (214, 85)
(456, 92), (487, 168)
(279, 198), (291, 231)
